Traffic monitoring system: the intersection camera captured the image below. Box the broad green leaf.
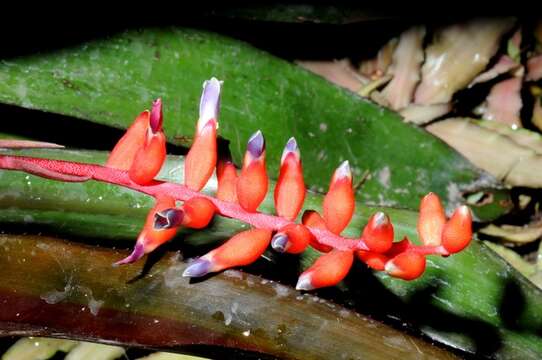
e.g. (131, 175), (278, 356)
(0, 28), (508, 219)
(484, 242), (537, 280)
(0, 148), (540, 358)
(0, 234), (457, 360)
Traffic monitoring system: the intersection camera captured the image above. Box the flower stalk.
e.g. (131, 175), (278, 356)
(0, 77), (473, 290)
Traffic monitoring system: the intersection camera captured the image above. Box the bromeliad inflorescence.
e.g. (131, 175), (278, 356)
(0, 77), (473, 290)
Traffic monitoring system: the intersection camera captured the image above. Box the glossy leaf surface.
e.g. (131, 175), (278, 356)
(0, 149), (539, 358)
(0, 28), (507, 218)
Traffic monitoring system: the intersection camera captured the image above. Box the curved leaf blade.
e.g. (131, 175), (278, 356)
(0, 234), (458, 360)
(0, 28), (506, 218)
(0, 148), (539, 358)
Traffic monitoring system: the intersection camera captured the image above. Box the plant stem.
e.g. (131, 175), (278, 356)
(0, 155), (364, 250)
(0, 154), (446, 256)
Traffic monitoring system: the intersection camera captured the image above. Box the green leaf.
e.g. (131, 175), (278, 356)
(0, 28), (508, 220)
(484, 241), (537, 281)
(0, 148), (540, 358)
(0, 234), (457, 360)
(302, 232), (542, 359)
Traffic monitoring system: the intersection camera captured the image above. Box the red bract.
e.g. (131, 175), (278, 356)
(114, 195), (179, 265)
(361, 212), (394, 253)
(418, 192), (447, 247)
(271, 223), (312, 254)
(129, 99), (167, 185)
(302, 210), (333, 253)
(356, 250), (388, 271)
(275, 137), (305, 221)
(417, 192), (473, 254)
(385, 251), (426, 281)
(442, 205), (472, 253)
(183, 228), (273, 277)
(237, 130), (268, 212)
(0, 77), (474, 291)
(323, 161), (355, 235)
(181, 197), (216, 229)
(106, 99), (167, 185)
(296, 250), (354, 290)
(106, 111), (150, 170)
(184, 78), (221, 191)
(216, 159), (238, 203)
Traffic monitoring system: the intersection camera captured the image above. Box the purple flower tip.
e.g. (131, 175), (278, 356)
(281, 137), (300, 164)
(154, 208), (184, 230)
(247, 130), (265, 158)
(335, 160), (351, 180)
(182, 258), (212, 278)
(285, 137), (298, 152)
(295, 273), (315, 291)
(150, 98), (163, 133)
(199, 77), (222, 130)
(373, 212), (389, 226)
(271, 234), (289, 253)
(113, 242), (145, 266)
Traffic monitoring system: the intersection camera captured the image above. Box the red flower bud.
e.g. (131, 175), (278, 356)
(362, 212), (394, 253)
(418, 192), (446, 247)
(149, 98), (163, 133)
(356, 250), (389, 271)
(106, 111), (149, 170)
(185, 78), (221, 191)
(385, 251), (426, 280)
(237, 131), (268, 212)
(296, 250), (354, 290)
(216, 160), (238, 203)
(115, 196), (178, 265)
(183, 228), (272, 277)
(128, 129), (166, 185)
(302, 210), (333, 252)
(271, 223), (312, 254)
(184, 119), (217, 191)
(442, 205), (472, 254)
(107, 99), (167, 185)
(182, 197), (216, 229)
(323, 161), (354, 235)
(274, 137), (305, 220)
(386, 237), (411, 257)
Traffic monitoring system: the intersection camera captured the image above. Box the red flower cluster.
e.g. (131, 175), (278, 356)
(0, 78), (473, 291)
(108, 78), (472, 290)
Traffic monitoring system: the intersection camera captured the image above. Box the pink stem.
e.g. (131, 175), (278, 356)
(0, 154), (446, 256)
(0, 155), (366, 251)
